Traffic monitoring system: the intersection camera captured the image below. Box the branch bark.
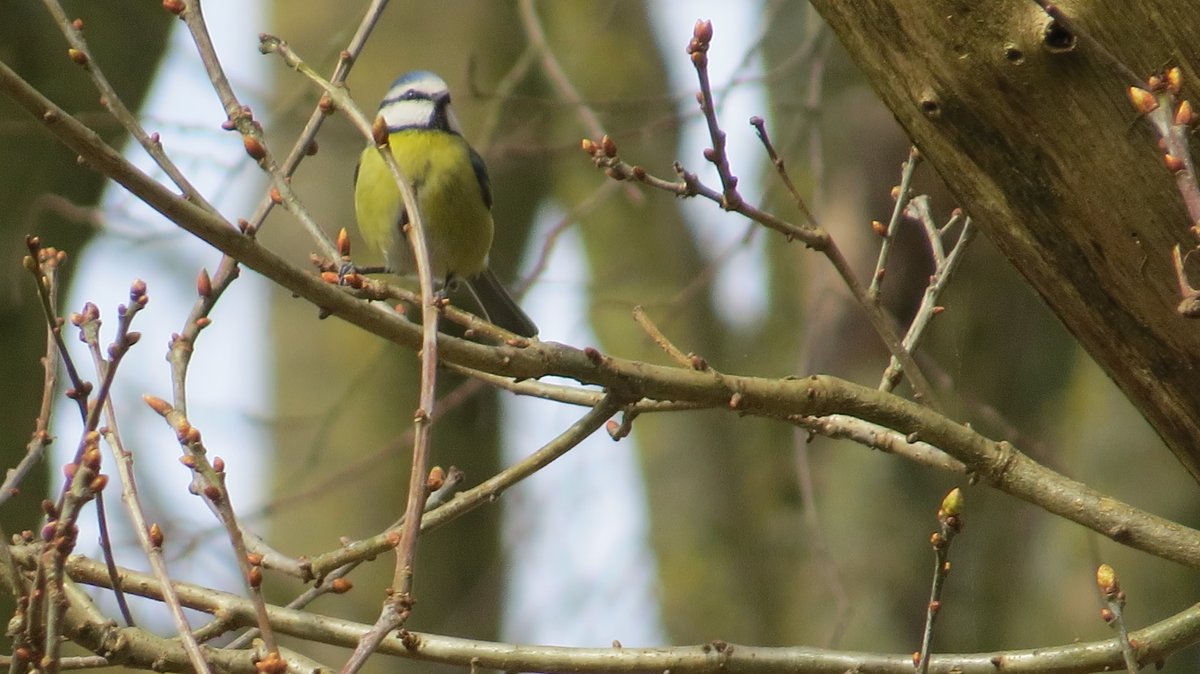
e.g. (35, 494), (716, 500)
(808, 0), (1200, 479)
(3, 546), (1195, 674)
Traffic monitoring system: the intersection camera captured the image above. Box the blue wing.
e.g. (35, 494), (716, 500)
(468, 146), (492, 209)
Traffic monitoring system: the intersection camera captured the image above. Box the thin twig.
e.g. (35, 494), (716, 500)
(163, 0), (391, 422)
(176, 0), (335, 259)
(160, 265), (288, 661)
(0, 244), (66, 510)
(314, 270), (527, 345)
(219, 470), (464, 650)
(790, 414), (965, 474)
(90, 494), (133, 626)
(24, 238), (89, 421)
(38, 430), (108, 674)
(307, 394), (622, 582)
(909, 197), (946, 265)
(444, 362), (706, 414)
(61, 284), (211, 671)
(1096, 564), (1141, 673)
(632, 305), (696, 368)
(868, 147), (922, 300)
(241, 0), (390, 234)
(142, 396), (278, 659)
(517, 0), (640, 202)
(23, 246), (146, 674)
(39, 0), (217, 212)
(880, 217), (976, 393)
(749, 116), (804, 208)
(256, 35), (442, 666)
(691, 22), (939, 407)
(337, 394), (620, 674)
(241, 380), (484, 532)
(1121, 67), (1200, 314)
(915, 489), (963, 674)
(584, 23), (941, 408)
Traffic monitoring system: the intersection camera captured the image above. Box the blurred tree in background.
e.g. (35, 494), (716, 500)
(0, 0), (172, 641)
(2, 1), (1200, 674)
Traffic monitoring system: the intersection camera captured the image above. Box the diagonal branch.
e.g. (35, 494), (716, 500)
(4, 544), (1199, 674)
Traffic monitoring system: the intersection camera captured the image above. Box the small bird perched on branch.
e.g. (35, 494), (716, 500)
(354, 70), (538, 337)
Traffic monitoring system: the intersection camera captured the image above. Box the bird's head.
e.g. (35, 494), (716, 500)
(377, 70), (462, 134)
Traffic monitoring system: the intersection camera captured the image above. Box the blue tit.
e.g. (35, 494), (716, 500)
(354, 70), (538, 337)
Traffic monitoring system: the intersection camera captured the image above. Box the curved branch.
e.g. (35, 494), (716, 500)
(0, 547), (1191, 674)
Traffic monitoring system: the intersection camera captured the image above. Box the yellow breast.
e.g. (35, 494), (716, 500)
(354, 129), (494, 278)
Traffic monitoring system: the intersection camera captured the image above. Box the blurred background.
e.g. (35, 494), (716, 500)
(2, 0), (1199, 672)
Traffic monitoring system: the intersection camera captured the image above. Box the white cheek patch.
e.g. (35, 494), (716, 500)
(380, 99), (435, 130)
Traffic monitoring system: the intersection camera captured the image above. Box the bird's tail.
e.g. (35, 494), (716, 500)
(464, 268), (538, 338)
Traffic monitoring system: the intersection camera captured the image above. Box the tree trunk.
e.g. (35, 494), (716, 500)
(809, 0), (1200, 479)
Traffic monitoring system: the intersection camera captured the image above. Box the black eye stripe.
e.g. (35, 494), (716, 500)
(381, 89), (437, 107)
